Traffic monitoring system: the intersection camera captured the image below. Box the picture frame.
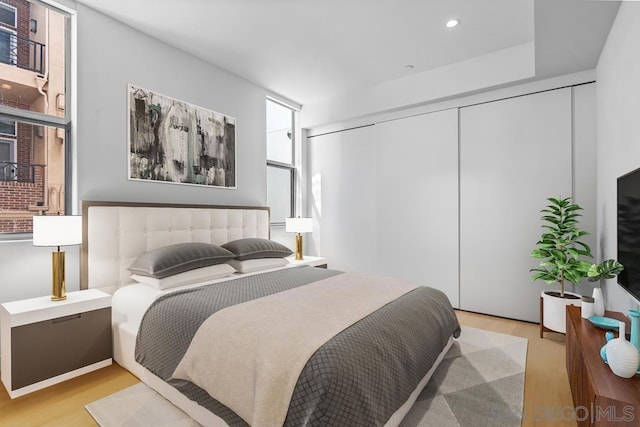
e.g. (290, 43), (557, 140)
(127, 84), (236, 188)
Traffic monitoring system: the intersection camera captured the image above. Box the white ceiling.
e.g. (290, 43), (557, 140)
(76, 0), (620, 106)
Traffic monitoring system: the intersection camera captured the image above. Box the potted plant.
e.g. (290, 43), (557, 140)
(531, 197), (593, 335)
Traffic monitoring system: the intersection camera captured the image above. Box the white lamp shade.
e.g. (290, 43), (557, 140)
(33, 215), (82, 247)
(286, 217), (313, 233)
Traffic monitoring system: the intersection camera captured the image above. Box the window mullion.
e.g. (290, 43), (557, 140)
(0, 105), (67, 128)
(267, 159), (294, 169)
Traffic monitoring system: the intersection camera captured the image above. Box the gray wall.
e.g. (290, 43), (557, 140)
(76, 5), (267, 206)
(0, 4), (269, 303)
(596, 3), (640, 313)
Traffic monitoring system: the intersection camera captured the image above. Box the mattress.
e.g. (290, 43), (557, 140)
(112, 266), (460, 426)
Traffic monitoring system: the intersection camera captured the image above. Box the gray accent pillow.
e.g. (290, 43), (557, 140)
(227, 257), (289, 273)
(221, 238), (293, 260)
(128, 242), (235, 278)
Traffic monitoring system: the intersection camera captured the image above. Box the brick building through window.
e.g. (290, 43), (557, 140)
(0, 0), (67, 234)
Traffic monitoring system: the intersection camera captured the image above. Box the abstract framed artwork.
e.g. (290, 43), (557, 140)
(127, 84), (236, 188)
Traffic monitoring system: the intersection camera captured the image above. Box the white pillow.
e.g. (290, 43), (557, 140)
(227, 257), (288, 273)
(131, 263), (236, 289)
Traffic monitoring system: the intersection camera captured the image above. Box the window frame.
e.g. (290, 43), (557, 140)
(0, 137), (16, 177)
(0, 0), (75, 241)
(0, 118), (16, 136)
(266, 96), (297, 226)
(0, 26), (17, 66)
(0, 3), (17, 28)
(0, 110), (70, 241)
(266, 161), (295, 225)
(0, 136), (15, 157)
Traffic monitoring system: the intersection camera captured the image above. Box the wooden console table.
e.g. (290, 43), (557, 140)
(566, 305), (640, 426)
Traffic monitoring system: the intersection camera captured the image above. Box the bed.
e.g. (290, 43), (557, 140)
(80, 200), (461, 426)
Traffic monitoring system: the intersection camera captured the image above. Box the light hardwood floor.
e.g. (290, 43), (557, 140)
(0, 310), (576, 426)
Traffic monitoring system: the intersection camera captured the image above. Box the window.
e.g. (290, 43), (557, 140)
(0, 3), (16, 27)
(0, 118), (15, 135)
(0, 27), (16, 66)
(267, 165), (293, 224)
(0, 138), (14, 180)
(266, 98), (296, 225)
(0, 0), (72, 237)
(0, 3), (16, 67)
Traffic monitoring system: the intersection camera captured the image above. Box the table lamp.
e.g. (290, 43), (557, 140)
(285, 217), (312, 260)
(33, 215), (82, 301)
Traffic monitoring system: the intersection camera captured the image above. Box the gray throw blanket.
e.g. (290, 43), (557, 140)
(173, 271), (421, 426)
(135, 266), (461, 426)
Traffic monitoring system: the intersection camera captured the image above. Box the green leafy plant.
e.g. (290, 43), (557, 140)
(587, 259), (624, 285)
(530, 197), (593, 297)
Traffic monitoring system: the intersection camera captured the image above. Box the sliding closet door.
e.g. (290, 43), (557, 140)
(460, 88), (572, 322)
(374, 109), (459, 307)
(308, 126), (378, 273)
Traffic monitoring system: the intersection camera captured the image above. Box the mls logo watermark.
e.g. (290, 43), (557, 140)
(527, 404), (635, 423)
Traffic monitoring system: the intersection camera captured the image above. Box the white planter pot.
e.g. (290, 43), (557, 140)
(541, 290), (582, 334)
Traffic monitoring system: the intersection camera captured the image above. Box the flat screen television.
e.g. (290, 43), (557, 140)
(618, 166), (640, 301)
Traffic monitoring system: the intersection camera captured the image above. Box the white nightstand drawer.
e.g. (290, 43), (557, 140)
(1, 289), (112, 398)
(11, 307), (111, 390)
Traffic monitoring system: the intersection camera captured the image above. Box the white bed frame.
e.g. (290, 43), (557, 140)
(81, 200), (272, 426)
(80, 200), (451, 427)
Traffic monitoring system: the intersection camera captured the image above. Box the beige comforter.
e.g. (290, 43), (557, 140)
(172, 271), (420, 426)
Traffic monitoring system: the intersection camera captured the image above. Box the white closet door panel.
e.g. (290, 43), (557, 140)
(572, 83), (597, 279)
(460, 88), (572, 321)
(375, 109), (459, 307)
(308, 126), (378, 273)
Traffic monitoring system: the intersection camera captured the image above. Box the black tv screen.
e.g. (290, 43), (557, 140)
(618, 166), (640, 301)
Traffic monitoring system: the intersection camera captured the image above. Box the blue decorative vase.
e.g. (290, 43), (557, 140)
(628, 309), (640, 354)
(601, 331), (615, 362)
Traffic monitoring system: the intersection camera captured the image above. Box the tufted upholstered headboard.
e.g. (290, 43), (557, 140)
(80, 200), (270, 293)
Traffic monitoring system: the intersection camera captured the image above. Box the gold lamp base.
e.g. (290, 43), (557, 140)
(295, 234), (304, 260)
(51, 250), (67, 301)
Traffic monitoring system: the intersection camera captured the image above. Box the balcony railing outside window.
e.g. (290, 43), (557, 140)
(0, 29), (45, 74)
(0, 161), (45, 182)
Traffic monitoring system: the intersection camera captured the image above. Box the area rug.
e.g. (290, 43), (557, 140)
(86, 326), (527, 427)
(400, 326), (527, 427)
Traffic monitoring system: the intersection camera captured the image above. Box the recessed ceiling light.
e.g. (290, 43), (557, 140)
(1, 83), (11, 90)
(445, 19), (460, 29)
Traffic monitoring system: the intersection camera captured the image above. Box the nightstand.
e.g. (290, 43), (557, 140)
(286, 255), (328, 269)
(1, 289), (112, 398)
